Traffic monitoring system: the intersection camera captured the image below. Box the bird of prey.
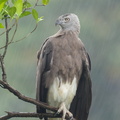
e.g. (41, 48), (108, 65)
(36, 13), (92, 120)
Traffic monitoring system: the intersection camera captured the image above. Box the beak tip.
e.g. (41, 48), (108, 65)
(55, 19), (60, 26)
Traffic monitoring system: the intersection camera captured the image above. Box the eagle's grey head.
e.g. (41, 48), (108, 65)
(55, 13), (80, 35)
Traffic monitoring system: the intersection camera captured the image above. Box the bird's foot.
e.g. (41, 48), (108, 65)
(55, 102), (73, 120)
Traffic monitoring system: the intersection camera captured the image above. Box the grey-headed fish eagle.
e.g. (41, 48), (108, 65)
(36, 13), (92, 120)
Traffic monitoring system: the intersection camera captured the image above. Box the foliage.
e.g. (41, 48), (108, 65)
(32, 9), (43, 23)
(42, 0), (49, 5)
(0, 22), (4, 28)
(0, 0), (43, 28)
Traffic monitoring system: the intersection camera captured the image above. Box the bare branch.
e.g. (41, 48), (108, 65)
(35, 4), (45, 7)
(34, 0), (45, 7)
(0, 43), (10, 50)
(10, 21), (18, 43)
(23, 0), (45, 11)
(0, 80), (58, 112)
(35, 0), (39, 6)
(0, 20), (16, 36)
(0, 55), (7, 82)
(3, 16), (9, 58)
(0, 24), (38, 50)
(0, 112), (62, 120)
(13, 23), (38, 43)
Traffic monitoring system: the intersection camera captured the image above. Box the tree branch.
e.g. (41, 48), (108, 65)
(0, 80), (72, 120)
(3, 16), (9, 58)
(0, 80), (58, 112)
(0, 55), (7, 82)
(0, 112), (62, 120)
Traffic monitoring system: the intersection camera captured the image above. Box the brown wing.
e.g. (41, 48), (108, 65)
(36, 39), (53, 118)
(69, 52), (92, 120)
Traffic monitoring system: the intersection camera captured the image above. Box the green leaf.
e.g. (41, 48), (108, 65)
(14, 0), (23, 17)
(20, 11), (31, 18)
(0, 0), (8, 12)
(23, 1), (31, 9)
(0, 23), (4, 28)
(42, 0), (49, 5)
(32, 9), (38, 21)
(8, 7), (16, 18)
(11, 0), (17, 4)
(0, 0), (8, 3)
(38, 16), (44, 22)
(0, 4), (9, 19)
(4, 4), (10, 11)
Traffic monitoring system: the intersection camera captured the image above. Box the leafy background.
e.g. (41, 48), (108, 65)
(0, 0), (120, 120)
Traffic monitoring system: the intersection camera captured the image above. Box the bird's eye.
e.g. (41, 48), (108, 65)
(64, 18), (70, 22)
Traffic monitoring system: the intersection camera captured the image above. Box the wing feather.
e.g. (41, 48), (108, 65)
(36, 39), (53, 117)
(69, 54), (92, 120)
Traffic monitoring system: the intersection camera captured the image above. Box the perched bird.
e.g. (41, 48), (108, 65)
(36, 13), (92, 120)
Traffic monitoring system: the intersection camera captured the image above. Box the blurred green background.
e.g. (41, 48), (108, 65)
(0, 0), (120, 120)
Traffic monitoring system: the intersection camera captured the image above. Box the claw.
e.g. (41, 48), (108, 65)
(56, 102), (73, 120)
(67, 116), (74, 120)
(54, 111), (61, 116)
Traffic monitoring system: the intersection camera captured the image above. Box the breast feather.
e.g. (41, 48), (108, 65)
(48, 76), (77, 109)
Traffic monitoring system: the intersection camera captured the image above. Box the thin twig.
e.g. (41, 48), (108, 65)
(0, 24), (38, 49)
(34, 0), (45, 7)
(23, 0), (45, 12)
(0, 20), (18, 50)
(35, 0), (39, 5)
(0, 20), (16, 36)
(3, 16), (9, 58)
(9, 20), (18, 43)
(13, 23), (38, 43)
(0, 43), (10, 50)
(34, 0), (39, 7)
(36, 4), (45, 6)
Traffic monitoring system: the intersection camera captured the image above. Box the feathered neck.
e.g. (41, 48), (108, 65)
(61, 27), (80, 36)
(51, 29), (79, 38)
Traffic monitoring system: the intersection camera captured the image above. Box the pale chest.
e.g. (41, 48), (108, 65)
(47, 76), (77, 109)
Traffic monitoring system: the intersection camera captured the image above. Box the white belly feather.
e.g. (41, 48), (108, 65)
(47, 76), (77, 109)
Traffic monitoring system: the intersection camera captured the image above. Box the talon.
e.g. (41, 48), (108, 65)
(68, 116), (74, 120)
(67, 114), (73, 120)
(54, 111), (60, 116)
(54, 112), (58, 116)
(56, 102), (73, 120)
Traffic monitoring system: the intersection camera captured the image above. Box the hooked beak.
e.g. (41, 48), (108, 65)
(55, 19), (61, 26)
